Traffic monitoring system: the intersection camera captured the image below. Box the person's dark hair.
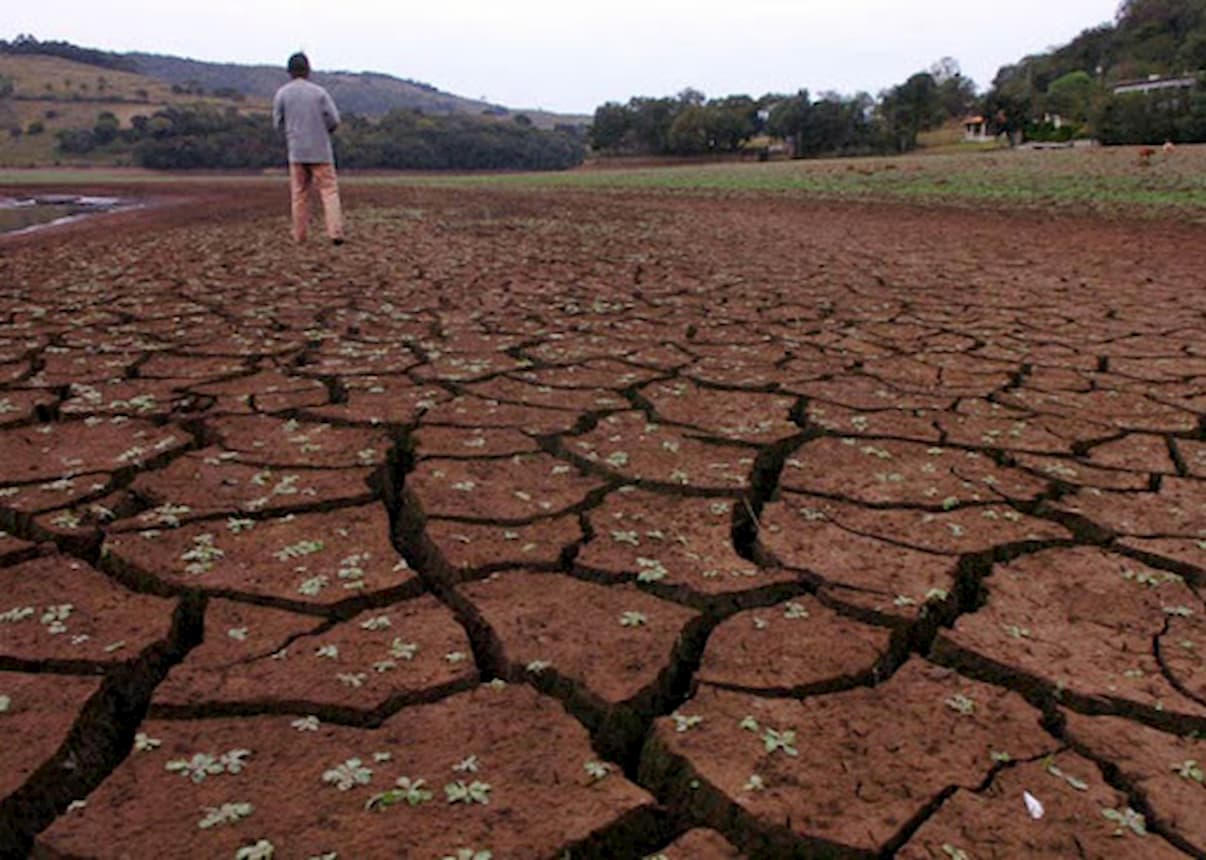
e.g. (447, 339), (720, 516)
(287, 52), (310, 78)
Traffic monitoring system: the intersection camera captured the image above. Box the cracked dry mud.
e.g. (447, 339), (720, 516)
(0, 183), (1204, 859)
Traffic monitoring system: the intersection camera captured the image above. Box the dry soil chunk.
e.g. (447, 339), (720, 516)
(0, 554), (176, 664)
(780, 438), (1047, 506)
(126, 448), (377, 518)
(37, 686), (654, 859)
(936, 547), (1206, 719)
(425, 515), (582, 575)
(0, 672), (101, 799)
(462, 571), (699, 706)
(0, 419), (189, 485)
(154, 596), (475, 713)
(577, 490), (796, 598)
(407, 453), (605, 522)
(1057, 478), (1204, 537)
(898, 750), (1186, 860)
(656, 828), (746, 859)
(643, 660), (1050, 855)
(1063, 712), (1206, 852)
(572, 411), (754, 491)
(104, 505), (416, 605)
(642, 379), (797, 442)
(697, 595), (894, 692)
(211, 416), (392, 468)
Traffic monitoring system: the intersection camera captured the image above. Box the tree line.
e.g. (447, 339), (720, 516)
(589, 61), (976, 158)
(985, 0), (1206, 144)
(53, 103), (585, 170)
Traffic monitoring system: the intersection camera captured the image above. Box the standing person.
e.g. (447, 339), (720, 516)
(272, 52), (345, 245)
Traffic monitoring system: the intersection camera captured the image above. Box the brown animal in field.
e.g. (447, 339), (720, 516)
(1138, 147), (1156, 166)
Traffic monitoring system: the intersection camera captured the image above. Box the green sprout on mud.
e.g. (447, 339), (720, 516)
(1004, 625), (1031, 640)
(941, 845), (970, 860)
(612, 530), (640, 546)
(0, 695), (10, 714)
(925, 588), (949, 602)
(198, 802), (254, 830)
(666, 709), (704, 733)
(292, 716), (320, 732)
(740, 716), (760, 733)
(1101, 806), (1147, 837)
(275, 539), (325, 562)
(359, 616), (391, 631)
(1163, 606), (1195, 618)
(584, 760), (612, 782)
(228, 627), (249, 641)
(445, 651), (469, 663)
(227, 517), (255, 534)
(390, 639), (419, 661)
(166, 749), (251, 783)
(1045, 759), (1089, 791)
(743, 774), (766, 792)
(1121, 569), (1184, 588)
(338, 672), (367, 689)
(365, 776), (434, 811)
(443, 850), (491, 860)
(315, 644), (340, 660)
(762, 728), (799, 757)
(620, 611), (648, 628)
(526, 659), (551, 673)
(945, 694), (976, 716)
(636, 557), (668, 582)
(134, 732), (161, 752)
(893, 595), (918, 608)
(235, 840), (275, 860)
(0, 606), (34, 624)
(298, 575), (330, 597)
(783, 603), (810, 620)
(453, 755), (480, 773)
(991, 750), (1012, 764)
(445, 780), (492, 805)
(323, 759), (373, 791)
(1172, 760), (1203, 783)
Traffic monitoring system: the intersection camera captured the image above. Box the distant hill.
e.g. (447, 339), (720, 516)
(0, 36), (587, 130)
(127, 52), (502, 118)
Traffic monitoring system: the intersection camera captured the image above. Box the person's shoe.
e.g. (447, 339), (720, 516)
(332, 237), (345, 246)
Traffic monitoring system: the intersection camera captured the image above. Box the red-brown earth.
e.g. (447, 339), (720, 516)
(0, 179), (1202, 857)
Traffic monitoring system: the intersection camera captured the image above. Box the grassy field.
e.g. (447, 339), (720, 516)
(393, 145), (1206, 218)
(3, 144), (1205, 220)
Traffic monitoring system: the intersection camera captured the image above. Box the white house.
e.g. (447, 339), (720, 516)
(962, 115), (991, 142)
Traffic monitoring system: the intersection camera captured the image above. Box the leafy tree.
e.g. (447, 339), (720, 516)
(880, 72), (945, 151)
(92, 111), (120, 145)
(1045, 70), (1097, 121)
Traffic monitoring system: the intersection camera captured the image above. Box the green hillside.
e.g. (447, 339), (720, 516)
(0, 53), (263, 166)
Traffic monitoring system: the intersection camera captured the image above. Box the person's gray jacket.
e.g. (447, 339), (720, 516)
(272, 78), (340, 164)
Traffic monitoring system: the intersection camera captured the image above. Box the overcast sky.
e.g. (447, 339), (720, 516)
(7, 0), (1121, 114)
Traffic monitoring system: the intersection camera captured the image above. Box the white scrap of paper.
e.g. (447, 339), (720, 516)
(1024, 790), (1045, 820)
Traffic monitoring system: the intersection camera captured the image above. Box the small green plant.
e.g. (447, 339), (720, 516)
(1101, 806), (1147, 836)
(453, 755), (480, 773)
(743, 773), (766, 791)
(0, 695), (10, 714)
(739, 715), (759, 732)
(620, 611), (648, 627)
(761, 727), (799, 756)
(584, 760), (612, 782)
(166, 749), (250, 783)
(133, 732), (161, 752)
(323, 758), (373, 791)
(945, 694), (975, 716)
(636, 557), (668, 582)
(941, 845), (969, 860)
(671, 712), (704, 733)
(783, 602), (809, 619)
(1045, 759), (1089, 791)
(198, 802), (253, 829)
(235, 840), (274, 860)
(445, 780), (491, 805)
(366, 776), (434, 811)
(1172, 760), (1203, 783)
(442, 850), (491, 860)
(292, 716), (320, 732)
